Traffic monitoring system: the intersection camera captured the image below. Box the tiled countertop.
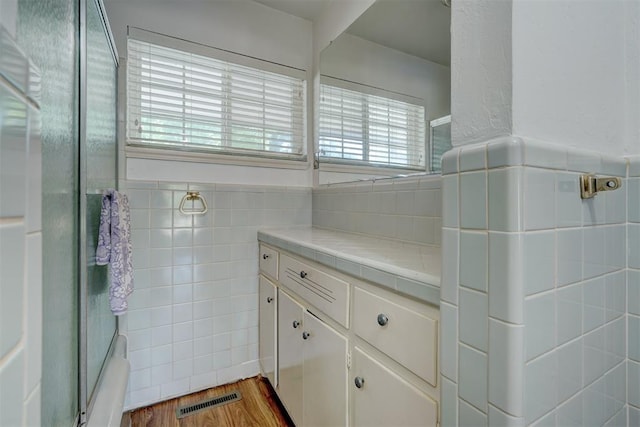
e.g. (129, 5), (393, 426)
(258, 227), (441, 306)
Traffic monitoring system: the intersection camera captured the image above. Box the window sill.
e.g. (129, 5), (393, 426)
(125, 145), (310, 170)
(318, 161), (426, 177)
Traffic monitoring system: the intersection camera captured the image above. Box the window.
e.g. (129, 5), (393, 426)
(318, 82), (426, 170)
(126, 35), (306, 160)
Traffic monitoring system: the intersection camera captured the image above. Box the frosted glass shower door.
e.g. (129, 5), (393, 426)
(83, 0), (118, 408)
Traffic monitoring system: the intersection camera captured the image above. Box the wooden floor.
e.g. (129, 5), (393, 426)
(129, 376), (294, 427)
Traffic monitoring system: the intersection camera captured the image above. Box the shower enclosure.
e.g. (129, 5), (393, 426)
(17, 0), (118, 425)
(429, 115), (451, 173)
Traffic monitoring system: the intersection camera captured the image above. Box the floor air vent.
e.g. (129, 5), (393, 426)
(175, 391), (242, 419)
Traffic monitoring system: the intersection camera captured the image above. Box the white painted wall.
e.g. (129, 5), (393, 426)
(104, 0), (315, 186)
(512, 0), (633, 156)
(452, 0), (640, 156)
(321, 32), (450, 121)
(450, 0), (512, 146)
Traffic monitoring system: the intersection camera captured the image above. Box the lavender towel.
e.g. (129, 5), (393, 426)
(96, 189), (134, 316)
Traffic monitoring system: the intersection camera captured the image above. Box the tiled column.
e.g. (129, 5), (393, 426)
(628, 157), (640, 424)
(441, 138), (627, 427)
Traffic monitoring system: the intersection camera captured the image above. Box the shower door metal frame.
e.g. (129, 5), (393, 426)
(78, 0), (119, 424)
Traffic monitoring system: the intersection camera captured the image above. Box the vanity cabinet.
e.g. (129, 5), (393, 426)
(258, 275), (277, 389)
(258, 242), (439, 427)
(277, 289), (348, 426)
(352, 347), (438, 426)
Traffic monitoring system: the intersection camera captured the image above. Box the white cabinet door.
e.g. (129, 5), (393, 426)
(302, 311), (348, 427)
(352, 347), (438, 427)
(259, 275), (277, 388)
(278, 290), (304, 426)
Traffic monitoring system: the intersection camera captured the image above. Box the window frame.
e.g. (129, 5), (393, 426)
(124, 27), (309, 169)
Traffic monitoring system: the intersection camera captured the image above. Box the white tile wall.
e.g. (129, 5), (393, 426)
(441, 138), (628, 427)
(121, 180), (311, 410)
(312, 175), (441, 246)
(0, 28), (42, 427)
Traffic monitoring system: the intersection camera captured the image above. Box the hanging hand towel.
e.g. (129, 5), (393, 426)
(96, 189), (134, 315)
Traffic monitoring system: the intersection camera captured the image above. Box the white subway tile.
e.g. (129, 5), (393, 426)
(149, 248), (172, 268)
(583, 327), (606, 385)
(172, 359), (193, 380)
(150, 210), (172, 229)
(173, 322), (193, 342)
(459, 288), (488, 352)
(555, 172), (582, 228)
(441, 228), (459, 305)
(440, 302), (458, 383)
(525, 351), (556, 422)
(173, 340), (193, 361)
(489, 320), (524, 417)
(442, 175), (459, 227)
(488, 168), (522, 232)
(525, 293), (555, 361)
(524, 168), (556, 231)
(460, 231), (488, 292)
(150, 306), (172, 327)
(151, 345), (172, 367)
(523, 231), (555, 296)
(460, 144), (487, 172)
(556, 229), (583, 287)
(488, 405), (525, 427)
(583, 228), (606, 279)
(604, 225), (625, 273)
(629, 270), (640, 316)
(489, 232), (524, 324)
(459, 344), (487, 412)
(173, 228), (193, 247)
(458, 398), (488, 426)
(556, 339), (582, 403)
(629, 179), (640, 223)
(149, 229), (171, 248)
(524, 141), (567, 170)
(151, 190), (172, 209)
(460, 171), (487, 229)
(583, 277), (605, 333)
(582, 193), (606, 226)
(441, 377), (458, 427)
(173, 303), (193, 324)
(487, 137), (524, 169)
(160, 378), (190, 399)
(151, 326), (172, 347)
(556, 284), (582, 346)
(173, 247), (193, 266)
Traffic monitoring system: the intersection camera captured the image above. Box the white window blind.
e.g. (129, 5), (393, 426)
(127, 38), (306, 159)
(319, 83), (426, 170)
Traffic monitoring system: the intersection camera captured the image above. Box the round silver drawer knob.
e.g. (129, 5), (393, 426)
(377, 313), (389, 326)
(302, 331), (310, 340)
(300, 271), (307, 279)
(292, 320), (300, 329)
(267, 297), (273, 303)
(354, 376), (365, 389)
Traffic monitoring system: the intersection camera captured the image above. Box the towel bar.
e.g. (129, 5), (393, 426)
(179, 191), (208, 215)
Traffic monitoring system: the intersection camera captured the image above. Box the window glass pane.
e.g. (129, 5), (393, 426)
(127, 38), (305, 159)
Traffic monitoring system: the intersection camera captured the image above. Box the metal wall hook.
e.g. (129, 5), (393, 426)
(580, 174), (622, 199)
(178, 191), (208, 215)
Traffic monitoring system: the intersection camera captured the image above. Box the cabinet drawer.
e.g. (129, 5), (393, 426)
(259, 244), (279, 280)
(352, 347), (438, 427)
(353, 287), (437, 386)
(279, 254), (349, 328)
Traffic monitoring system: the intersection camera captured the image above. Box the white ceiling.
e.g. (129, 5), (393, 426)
(253, 0), (451, 66)
(346, 0), (450, 66)
(252, 0), (331, 21)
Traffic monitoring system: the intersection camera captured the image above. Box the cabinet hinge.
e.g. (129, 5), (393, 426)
(347, 351), (351, 369)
